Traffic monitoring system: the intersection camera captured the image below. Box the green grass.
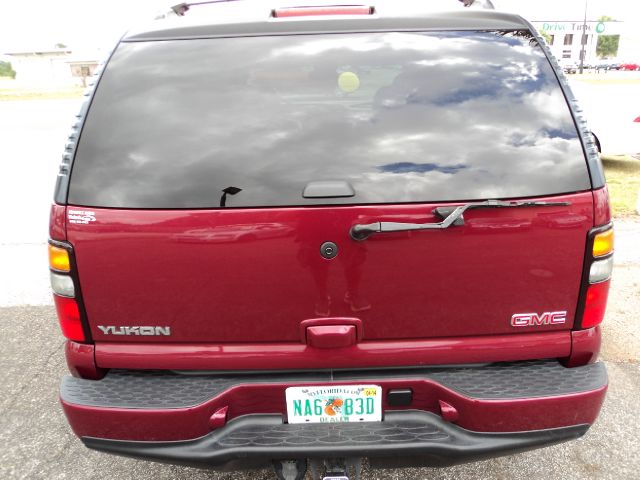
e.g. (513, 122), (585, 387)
(0, 78), (83, 100)
(0, 87), (83, 100)
(602, 155), (640, 217)
(568, 74), (640, 85)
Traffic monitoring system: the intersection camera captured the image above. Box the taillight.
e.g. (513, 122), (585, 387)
(48, 244), (71, 272)
(49, 240), (88, 342)
(575, 224), (613, 329)
(581, 281), (611, 329)
(592, 229), (614, 257)
(53, 294), (84, 342)
(589, 256), (613, 283)
(50, 272), (75, 297)
(272, 6), (374, 18)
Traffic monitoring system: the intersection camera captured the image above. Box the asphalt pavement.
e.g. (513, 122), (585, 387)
(1, 93), (639, 479)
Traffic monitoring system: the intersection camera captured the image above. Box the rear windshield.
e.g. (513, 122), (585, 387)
(69, 30), (591, 208)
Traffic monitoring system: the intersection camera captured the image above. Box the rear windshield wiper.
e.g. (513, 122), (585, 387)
(350, 199), (571, 241)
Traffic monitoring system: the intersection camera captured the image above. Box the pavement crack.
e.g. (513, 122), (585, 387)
(21, 435), (75, 480)
(0, 339), (65, 414)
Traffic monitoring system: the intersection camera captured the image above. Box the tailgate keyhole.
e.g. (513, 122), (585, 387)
(320, 241), (338, 259)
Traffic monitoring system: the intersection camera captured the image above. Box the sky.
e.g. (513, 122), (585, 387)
(0, 0), (638, 53)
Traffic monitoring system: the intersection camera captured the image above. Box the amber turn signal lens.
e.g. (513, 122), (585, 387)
(49, 244), (71, 272)
(592, 229), (613, 258)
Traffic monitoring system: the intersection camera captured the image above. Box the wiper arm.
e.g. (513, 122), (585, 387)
(349, 199), (570, 241)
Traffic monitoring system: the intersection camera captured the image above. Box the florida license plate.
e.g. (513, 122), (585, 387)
(285, 385), (382, 424)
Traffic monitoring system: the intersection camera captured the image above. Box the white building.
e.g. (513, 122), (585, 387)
(530, 20), (625, 65)
(3, 48), (99, 86)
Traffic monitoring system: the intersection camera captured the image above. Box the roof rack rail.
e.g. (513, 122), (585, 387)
(459, 0), (495, 8)
(162, 0), (493, 18)
(170, 0), (242, 16)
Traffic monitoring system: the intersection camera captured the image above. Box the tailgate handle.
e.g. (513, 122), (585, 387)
(306, 325), (357, 349)
(300, 318), (363, 344)
(350, 199), (571, 241)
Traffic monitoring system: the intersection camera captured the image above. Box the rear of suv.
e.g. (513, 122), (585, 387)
(50, 2), (612, 478)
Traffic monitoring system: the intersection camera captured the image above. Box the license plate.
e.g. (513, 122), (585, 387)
(285, 385), (382, 424)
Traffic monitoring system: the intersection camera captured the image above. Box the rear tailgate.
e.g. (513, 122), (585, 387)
(67, 194), (592, 343)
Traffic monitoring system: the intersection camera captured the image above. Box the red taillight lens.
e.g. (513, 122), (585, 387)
(581, 280), (610, 329)
(54, 294), (85, 342)
(272, 6), (374, 18)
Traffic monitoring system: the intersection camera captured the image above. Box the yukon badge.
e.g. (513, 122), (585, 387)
(98, 325), (171, 336)
(511, 311), (567, 327)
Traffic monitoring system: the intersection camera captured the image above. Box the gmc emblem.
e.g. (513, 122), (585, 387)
(511, 311), (567, 327)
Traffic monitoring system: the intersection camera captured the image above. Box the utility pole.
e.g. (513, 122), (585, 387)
(579, 0), (588, 74)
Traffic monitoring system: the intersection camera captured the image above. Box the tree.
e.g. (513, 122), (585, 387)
(0, 61), (16, 79)
(596, 16), (619, 58)
(597, 35), (619, 58)
(55, 43), (68, 49)
(539, 30), (552, 45)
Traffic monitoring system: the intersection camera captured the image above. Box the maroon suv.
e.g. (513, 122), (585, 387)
(49, 2), (612, 479)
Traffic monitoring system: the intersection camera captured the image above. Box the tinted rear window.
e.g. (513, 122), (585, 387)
(69, 30), (591, 208)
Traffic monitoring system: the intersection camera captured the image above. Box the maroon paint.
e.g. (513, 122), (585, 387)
(66, 192), (593, 352)
(94, 331), (570, 371)
(65, 341), (106, 380)
(564, 327), (602, 367)
(208, 406), (229, 430)
(439, 386), (607, 432)
(49, 204), (66, 241)
(438, 400), (459, 422)
(592, 186), (611, 226)
(61, 379), (607, 442)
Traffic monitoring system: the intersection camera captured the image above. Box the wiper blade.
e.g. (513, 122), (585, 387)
(349, 199), (570, 241)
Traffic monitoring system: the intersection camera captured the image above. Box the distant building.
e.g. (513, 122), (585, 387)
(530, 20), (625, 65)
(66, 57), (100, 86)
(3, 48), (99, 86)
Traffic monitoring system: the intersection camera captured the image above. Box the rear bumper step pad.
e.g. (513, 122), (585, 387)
(61, 360), (607, 409)
(61, 360), (607, 442)
(82, 411), (590, 470)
